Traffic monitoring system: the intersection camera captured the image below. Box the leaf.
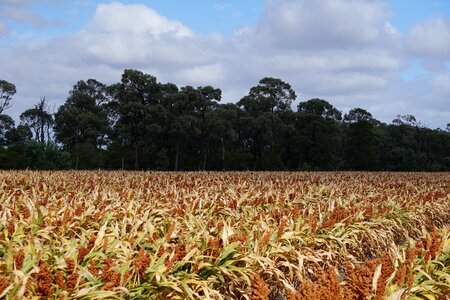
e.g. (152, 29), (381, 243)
(387, 288), (406, 300)
(215, 242), (238, 267)
(421, 294), (436, 300)
(372, 263), (382, 292)
(180, 282), (194, 299)
(221, 222), (234, 246)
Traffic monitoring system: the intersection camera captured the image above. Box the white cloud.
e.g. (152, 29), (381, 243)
(0, 19), (9, 36)
(175, 63), (225, 86)
(1, 6), (46, 27)
(0, 0), (60, 33)
(427, 72), (450, 111)
(264, 51), (400, 73)
(0, 0), (32, 5)
(76, 2), (201, 67)
(405, 17), (450, 59)
(243, 0), (398, 51)
(86, 2), (192, 38)
(0, 0), (56, 5)
(227, 0), (405, 117)
(0, 0), (448, 129)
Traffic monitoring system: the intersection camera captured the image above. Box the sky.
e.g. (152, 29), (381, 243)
(0, 0), (449, 129)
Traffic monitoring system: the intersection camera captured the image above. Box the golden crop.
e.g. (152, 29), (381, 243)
(0, 171), (449, 299)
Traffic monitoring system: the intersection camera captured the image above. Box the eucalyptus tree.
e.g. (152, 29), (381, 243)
(0, 114), (14, 145)
(343, 108), (379, 170)
(0, 80), (16, 114)
(20, 97), (53, 143)
(54, 79), (109, 168)
(238, 77), (296, 169)
(107, 69), (160, 169)
(297, 98), (342, 122)
(291, 99), (343, 169)
(167, 87), (198, 170)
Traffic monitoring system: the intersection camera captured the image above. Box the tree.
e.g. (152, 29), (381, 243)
(0, 80), (16, 114)
(54, 79), (109, 168)
(3, 69), (449, 171)
(237, 77), (296, 170)
(293, 113), (342, 170)
(108, 70), (160, 169)
(238, 77), (296, 115)
(20, 97), (53, 143)
(392, 114), (422, 127)
(0, 114), (15, 145)
(0, 143), (28, 169)
(344, 109), (379, 170)
(194, 86), (222, 170)
(24, 141), (71, 170)
(344, 108), (373, 123)
(210, 103), (238, 170)
(5, 125), (32, 144)
(161, 85), (198, 170)
(297, 98), (342, 121)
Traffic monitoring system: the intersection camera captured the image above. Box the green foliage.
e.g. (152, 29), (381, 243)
(0, 79), (16, 114)
(239, 77), (296, 114)
(20, 97), (53, 143)
(344, 108), (373, 123)
(0, 143), (28, 169)
(297, 98), (342, 121)
(344, 120), (379, 170)
(1, 74), (449, 171)
(24, 141), (71, 170)
(292, 112), (342, 170)
(0, 114), (15, 145)
(5, 125), (32, 144)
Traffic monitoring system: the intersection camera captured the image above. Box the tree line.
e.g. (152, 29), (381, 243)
(0, 70), (449, 171)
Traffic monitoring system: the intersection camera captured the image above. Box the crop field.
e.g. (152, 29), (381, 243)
(0, 171), (449, 299)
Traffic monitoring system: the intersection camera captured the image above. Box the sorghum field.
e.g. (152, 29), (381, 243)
(0, 171), (449, 299)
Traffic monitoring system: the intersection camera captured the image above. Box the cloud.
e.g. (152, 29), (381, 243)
(0, 0), (32, 4)
(405, 17), (450, 60)
(226, 0), (448, 128)
(0, 19), (9, 36)
(0, 2), (224, 117)
(427, 72), (450, 110)
(0, 0), (59, 32)
(1, 6), (47, 27)
(0, 0), (56, 5)
(0, 0), (448, 129)
(175, 63), (226, 86)
(86, 2), (193, 38)
(229, 0), (404, 112)
(241, 0), (399, 51)
(77, 2), (198, 66)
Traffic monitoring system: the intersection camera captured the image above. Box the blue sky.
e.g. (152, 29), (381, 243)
(4, 1), (450, 37)
(388, 0), (450, 31)
(0, 0), (449, 128)
(1, 1), (265, 39)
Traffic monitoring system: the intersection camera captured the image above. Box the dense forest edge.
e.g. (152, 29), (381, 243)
(0, 70), (449, 171)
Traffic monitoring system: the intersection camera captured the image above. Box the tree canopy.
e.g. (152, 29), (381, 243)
(1, 71), (449, 171)
(0, 80), (16, 114)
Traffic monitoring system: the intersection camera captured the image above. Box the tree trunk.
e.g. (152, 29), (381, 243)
(202, 143), (208, 171)
(40, 121), (45, 143)
(252, 139), (259, 170)
(175, 139), (180, 171)
(46, 127), (51, 144)
(134, 143), (139, 170)
(221, 137), (225, 171)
